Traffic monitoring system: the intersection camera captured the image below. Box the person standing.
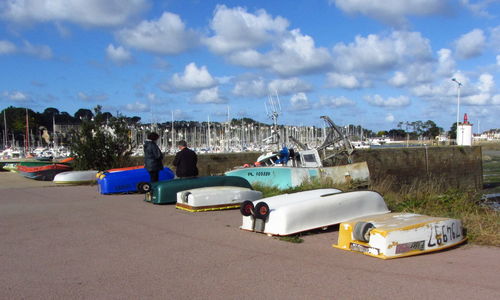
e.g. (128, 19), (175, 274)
(172, 140), (198, 178)
(144, 132), (164, 182)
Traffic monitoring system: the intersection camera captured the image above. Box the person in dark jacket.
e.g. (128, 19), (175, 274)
(172, 140), (198, 178)
(144, 132), (164, 182)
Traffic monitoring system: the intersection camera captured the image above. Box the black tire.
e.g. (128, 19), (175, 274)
(138, 182), (151, 194)
(254, 202), (270, 220)
(353, 222), (375, 242)
(240, 200), (254, 216)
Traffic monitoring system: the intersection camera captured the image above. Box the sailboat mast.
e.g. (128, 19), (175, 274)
(3, 109), (7, 148)
(25, 108), (29, 154)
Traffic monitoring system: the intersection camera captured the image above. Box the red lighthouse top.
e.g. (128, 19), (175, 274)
(463, 113), (469, 124)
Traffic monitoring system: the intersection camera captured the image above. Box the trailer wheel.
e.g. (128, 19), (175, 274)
(353, 222), (375, 242)
(240, 200), (254, 216)
(254, 202), (270, 220)
(137, 182), (151, 194)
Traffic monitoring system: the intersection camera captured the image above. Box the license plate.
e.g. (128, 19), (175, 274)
(395, 241), (425, 254)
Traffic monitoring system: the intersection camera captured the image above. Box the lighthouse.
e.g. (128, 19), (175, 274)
(457, 113), (473, 146)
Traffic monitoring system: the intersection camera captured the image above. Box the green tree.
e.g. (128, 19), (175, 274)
(449, 123), (457, 140)
(70, 106), (134, 171)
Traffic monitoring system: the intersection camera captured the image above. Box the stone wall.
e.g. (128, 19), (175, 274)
(131, 146), (483, 191)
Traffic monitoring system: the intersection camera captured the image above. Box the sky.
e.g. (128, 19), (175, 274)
(0, 0), (499, 132)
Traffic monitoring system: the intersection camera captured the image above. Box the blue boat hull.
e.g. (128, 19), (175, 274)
(98, 167), (175, 194)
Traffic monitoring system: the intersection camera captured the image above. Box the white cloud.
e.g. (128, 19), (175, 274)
(123, 101), (149, 112)
(117, 12), (199, 55)
(477, 73), (494, 94)
(106, 44), (132, 65)
(455, 29), (485, 59)
(22, 40), (52, 59)
(326, 73), (361, 89)
(492, 94), (500, 105)
(0, 40), (17, 54)
(497, 55), (500, 67)
(317, 96), (356, 108)
(385, 113), (395, 122)
(164, 63), (217, 92)
(388, 71), (408, 87)
(330, 0), (449, 27)
(436, 48), (456, 76)
(205, 5), (288, 54)
(0, 0), (148, 27)
(332, 31), (432, 74)
(2, 90), (29, 102)
(232, 77), (267, 98)
(365, 94), (410, 107)
(460, 0), (496, 18)
(268, 78), (312, 95)
(192, 87), (227, 104)
(289, 93), (311, 111)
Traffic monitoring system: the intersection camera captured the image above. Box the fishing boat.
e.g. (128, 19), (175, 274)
(176, 186), (262, 212)
(97, 167), (175, 194)
(17, 164), (72, 181)
(240, 190), (389, 236)
(53, 170), (98, 185)
(225, 116), (370, 189)
(333, 213), (467, 259)
(145, 176), (253, 205)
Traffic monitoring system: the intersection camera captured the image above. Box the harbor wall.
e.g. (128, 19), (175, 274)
(131, 146), (483, 191)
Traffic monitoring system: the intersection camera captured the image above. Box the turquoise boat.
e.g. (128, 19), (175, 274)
(145, 176), (252, 205)
(225, 161), (370, 190)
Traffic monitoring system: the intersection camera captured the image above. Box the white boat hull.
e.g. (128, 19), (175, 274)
(333, 213), (467, 259)
(53, 170), (98, 184)
(241, 189), (389, 236)
(176, 186), (263, 212)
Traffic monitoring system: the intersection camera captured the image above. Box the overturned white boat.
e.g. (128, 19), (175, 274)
(176, 186), (263, 212)
(53, 170), (98, 184)
(333, 213), (467, 259)
(240, 189), (389, 236)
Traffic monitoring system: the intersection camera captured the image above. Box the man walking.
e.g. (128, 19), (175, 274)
(172, 140), (198, 178)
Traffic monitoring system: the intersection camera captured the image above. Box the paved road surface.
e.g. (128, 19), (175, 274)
(0, 172), (498, 299)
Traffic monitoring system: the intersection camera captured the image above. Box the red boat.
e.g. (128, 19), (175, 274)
(17, 164), (73, 181)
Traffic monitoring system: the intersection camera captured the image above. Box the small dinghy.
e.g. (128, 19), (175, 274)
(3, 163), (18, 172)
(176, 186), (263, 212)
(145, 176), (253, 205)
(17, 164), (73, 181)
(240, 190), (389, 236)
(53, 170), (98, 184)
(97, 167), (174, 194)
(333, 213), (467, 259)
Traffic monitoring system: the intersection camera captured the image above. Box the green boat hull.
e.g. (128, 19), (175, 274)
(145, 176), (252, 205)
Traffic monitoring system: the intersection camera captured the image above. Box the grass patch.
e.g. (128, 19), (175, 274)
(278, 235), (304, 243)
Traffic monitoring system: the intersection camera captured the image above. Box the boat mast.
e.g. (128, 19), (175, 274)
(3, 109), (7, 148)
(25, 108), (29, 154)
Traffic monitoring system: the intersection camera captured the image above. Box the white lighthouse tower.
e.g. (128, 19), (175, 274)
(457, 113), (473, 146)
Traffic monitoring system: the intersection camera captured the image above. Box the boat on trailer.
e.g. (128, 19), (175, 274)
(176, 186), (262, 212)
(240, 190), (389, 236)
(97, 167), (175, 194)
(333, 213), (467, 259)
(53, 170), (98, 185)
(145, 176), (253, 205)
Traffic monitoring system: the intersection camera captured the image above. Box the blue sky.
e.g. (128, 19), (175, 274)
(0, 0), (499, 131)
